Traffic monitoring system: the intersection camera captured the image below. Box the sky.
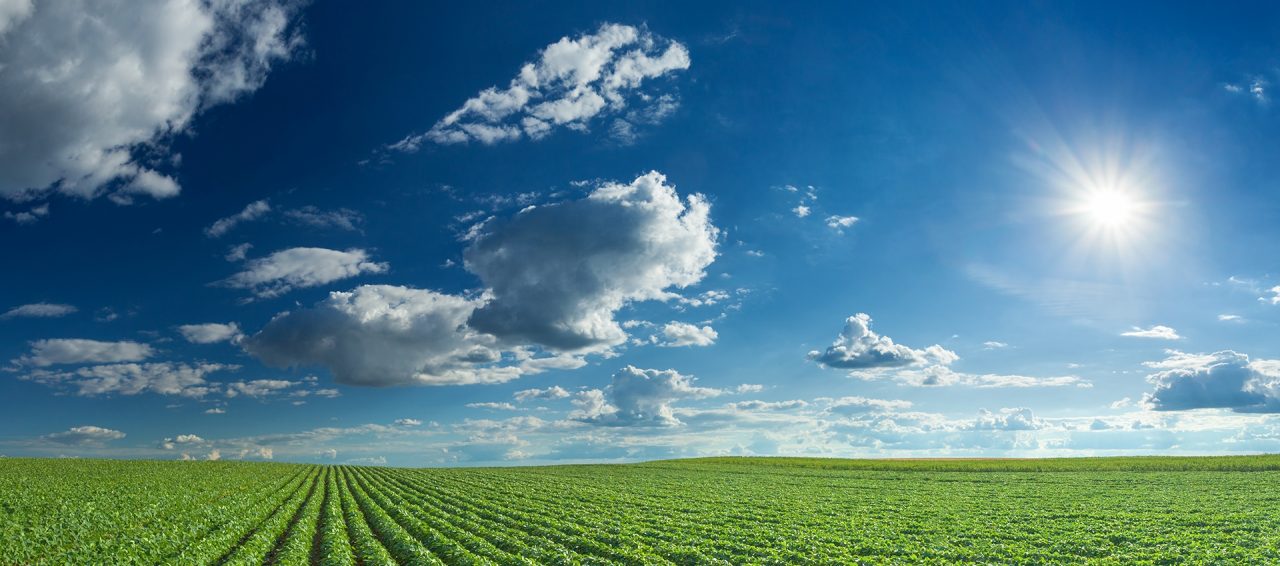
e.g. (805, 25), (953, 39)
(3, 1), (1280, 466)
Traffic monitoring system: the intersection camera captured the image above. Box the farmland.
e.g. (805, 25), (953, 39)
(3, 456), (1280, 564)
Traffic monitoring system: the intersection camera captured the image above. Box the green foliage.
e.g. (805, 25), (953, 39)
(3, 455), (1280, 564)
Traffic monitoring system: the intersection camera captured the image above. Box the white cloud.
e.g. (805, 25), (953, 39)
(205, 407), (226, 415)
(1263, 286), (1280, 305)
(825, 396), (913, 414)
(983, 341), (1009, 350)
(825, 215), (858, 232)
(243, 285), (573, 386)
(1, 302), (76, 319)
(177, 322), (243, 344)
(394, 418), (422, 427)
(14, 339), (153, 367)
(465, 172), (717, 351)
(1218, 314), (1244, 323)
(283, 206), (363, 231)
(968, 408), (1043, 431)
(225, 379), (295, 398)
(807, 313), (955, 370)
(852, 365), (1088, 388)
(576, 366), (724, 427)
(0, 0), (303, 202)
(205, 199), (271, 237)
(792, 205), (811, 218)
(1143, 350), (1280, 413)
(3, 203), (49, 224)
(514, 386), (571, 402)
(225, 243), (253, 262)
(21, 362), (236, 398)
(467, 402), (519, 411)
(220, 247), (389, 299)
(658, 321), (718, 347)
(392, 23), (689, 149)
(41, 425), (125, 445)
(160, 434), (205, 450)
(1121, 325), (1182, 340)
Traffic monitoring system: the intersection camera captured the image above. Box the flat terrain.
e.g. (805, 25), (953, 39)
(3, 456), (1280, 564)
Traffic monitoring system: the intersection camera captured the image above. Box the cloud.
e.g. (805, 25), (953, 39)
(1143, 350), (1280, 413)
(225, 379), (296, 398)
(467, 402), (519, 411)
(969, 408), (1043, 431)
(465, 171), (718, 351)
(205, 199), (271, 237)
(394, 418), (422, 427)
(177, 322), (243, 344)
(852, 365), (1089, 388)
(21, 362), (236, 397)
(391, 23), (689, 149)
(225, 243), (254, 262)
(807, 313), (955, 370)
(514, 386), (571, 402)
(220, 247), (389, 299)
(3, 203), (49, 224)
(41, 425), (125, 446)
(1262, 286), (1280, 305)
(792, 205), (811, 218)
(576, 366), (723, 427)
(825, 396), (913, 414)
(242, 284), (573, 386)
(205, 407), (226, 415)
(160, 434), (205, 450)
(14, 339), (153, 367)
(658, 321), (718, 347)
(1, 302), (77, 319)
(983, 341), (1009, 350)
(825, 215), (858, 233)
(0, 0), (303, 202)
(283, 206), (363, 231)
(1122, 325), (1182, 340)
(1218, 314), (1244, 323)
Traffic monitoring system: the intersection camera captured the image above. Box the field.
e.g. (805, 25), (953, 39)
(3, 456), (1280, 564)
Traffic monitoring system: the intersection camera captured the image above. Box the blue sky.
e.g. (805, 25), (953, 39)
(3, 1), (1280, 465)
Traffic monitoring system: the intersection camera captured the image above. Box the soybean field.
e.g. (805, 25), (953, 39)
(4, 456), (1280, 564)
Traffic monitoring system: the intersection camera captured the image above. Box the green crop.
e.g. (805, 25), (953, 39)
(3, 455), (1280, 564)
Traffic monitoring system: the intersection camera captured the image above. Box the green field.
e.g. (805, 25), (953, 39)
(3, 456), (1280, 564)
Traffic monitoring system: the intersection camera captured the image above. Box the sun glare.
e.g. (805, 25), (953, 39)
(1083, 190), (1136, 228)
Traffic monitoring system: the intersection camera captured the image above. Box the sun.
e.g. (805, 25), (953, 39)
(1083, 190), (1136, 228)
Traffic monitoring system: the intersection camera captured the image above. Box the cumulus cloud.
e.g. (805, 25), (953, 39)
(514, 386), (571, 402)
(1, 303), (77, 319)
(242, 285), (570, 386)
(225, 379), (295, 398)
(576, 366), (723, 427)
(465, 171), (717, 351)
(160, 434), (205, 450)
(969, 408), (1043, 431)
(658, 321), (718, 347)
(13, 339), (153, 367)
(220, 247), (389, 299)
(205, 199), (271, 237)
(792, 205), (811, 218)
(391, 23), (688, 149)
(3, 203), (49, 224)
(0, 0), (304, 202)
(1143, 350), (1280, 412)
(21, 362), (236, 397)
(1122, 325), (1182, 340)
(178, 322), (243, 344)
(825, 215), (858, 232)
(807, 313), (955, 370)
(41, 425), (125, 445)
